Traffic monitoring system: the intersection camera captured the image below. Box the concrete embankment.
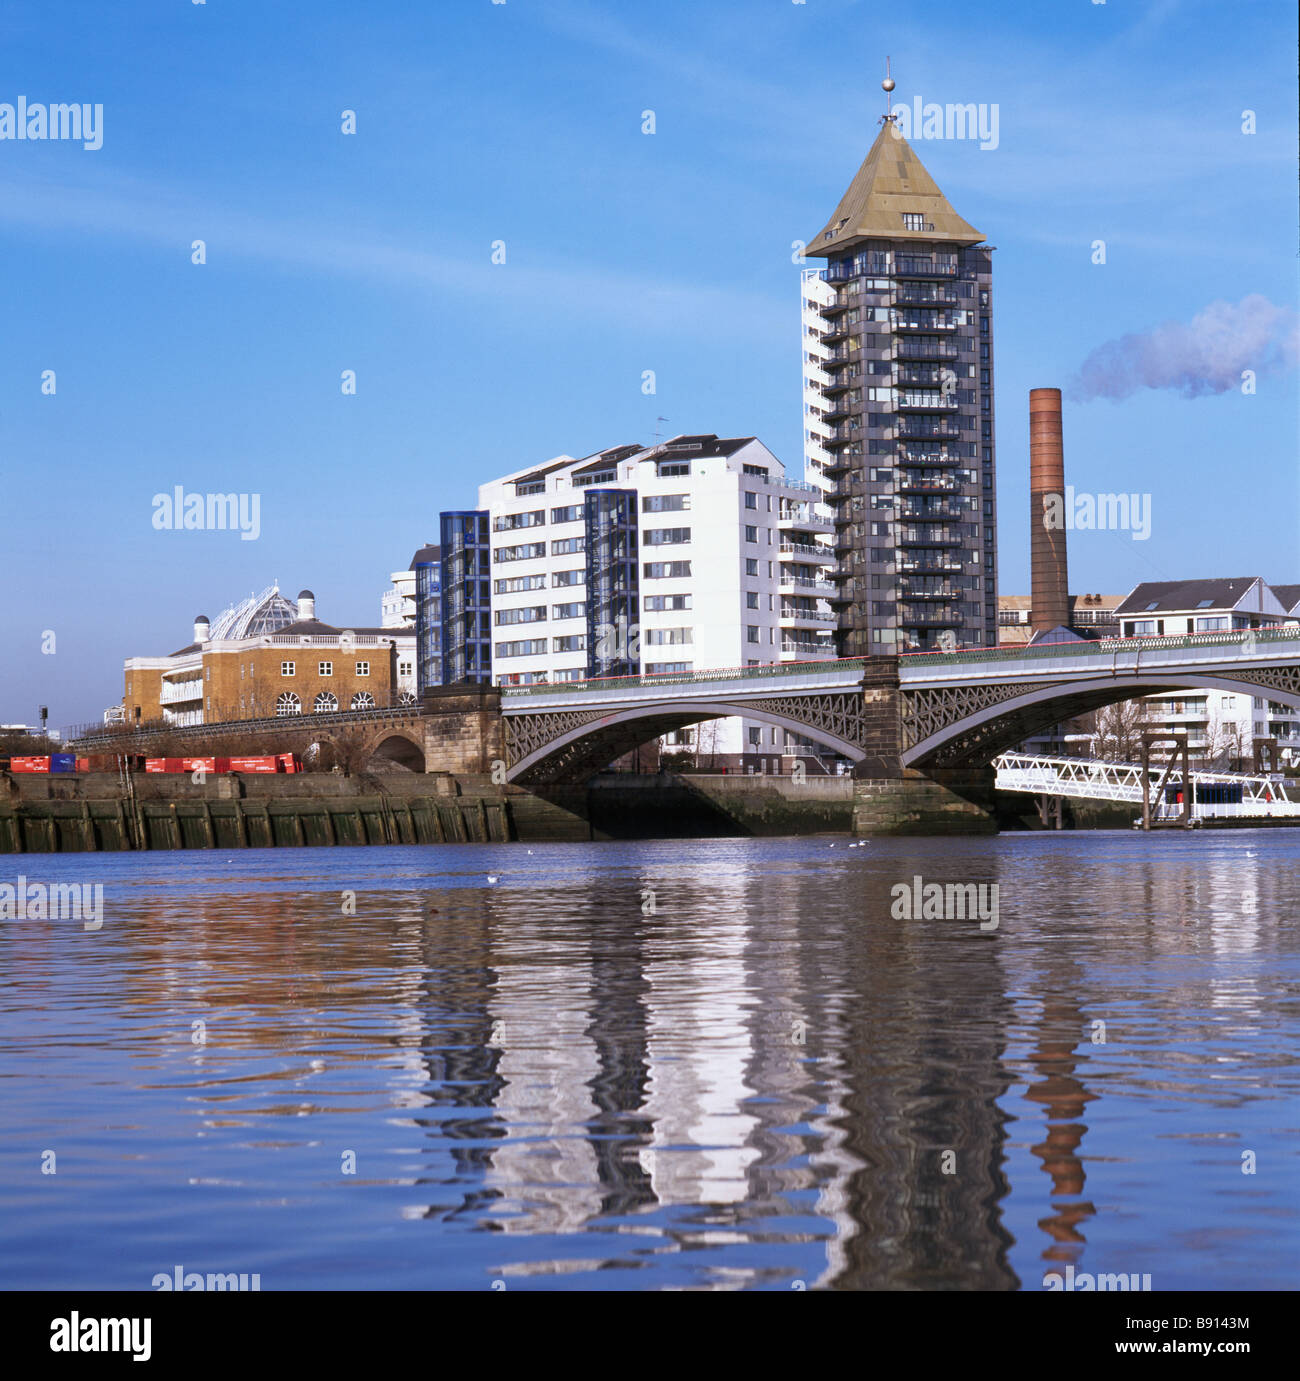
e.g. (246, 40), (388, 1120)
(0, 766), (1029, 851)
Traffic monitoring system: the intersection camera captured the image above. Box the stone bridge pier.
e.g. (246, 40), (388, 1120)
(417, 685), (506, 777)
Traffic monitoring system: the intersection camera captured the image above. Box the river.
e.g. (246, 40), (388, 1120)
(0, 831), (1295, 1291)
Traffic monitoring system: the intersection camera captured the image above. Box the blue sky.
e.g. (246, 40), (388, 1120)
(1, 0), (1296, 727)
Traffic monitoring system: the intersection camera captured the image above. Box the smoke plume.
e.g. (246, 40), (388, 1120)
(1069, 294), (1298, 401)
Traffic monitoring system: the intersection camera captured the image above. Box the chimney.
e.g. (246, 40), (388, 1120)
(1029, 388), (1070, 636)
(194, 614), (210, 643)
(297, 589), (316, 621)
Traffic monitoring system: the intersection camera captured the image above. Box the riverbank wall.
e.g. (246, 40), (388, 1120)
(0, 766), (1241, 852)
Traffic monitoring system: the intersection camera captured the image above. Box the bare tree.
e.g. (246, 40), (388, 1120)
(1091, 698), (1149, 762)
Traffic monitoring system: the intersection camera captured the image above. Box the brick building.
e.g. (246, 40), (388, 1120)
(121, 586), (416, 728)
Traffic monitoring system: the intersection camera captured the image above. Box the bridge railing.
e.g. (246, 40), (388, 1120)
(501, 656), (868, 698)
(901, 625), (1297, 668)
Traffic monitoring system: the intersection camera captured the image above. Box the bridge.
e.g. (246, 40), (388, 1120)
(73, 627), (1300, 834)
(500, 628), (1300, 783)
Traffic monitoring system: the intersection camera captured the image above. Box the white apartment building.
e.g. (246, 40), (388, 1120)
(444, 434), (840, 772)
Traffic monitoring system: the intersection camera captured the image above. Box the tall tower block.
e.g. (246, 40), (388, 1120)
(800, 93), (998, 654)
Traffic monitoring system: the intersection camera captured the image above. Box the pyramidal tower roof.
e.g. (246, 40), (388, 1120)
(806, 119), (984, 256)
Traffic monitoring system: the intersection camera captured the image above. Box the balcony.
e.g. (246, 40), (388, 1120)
(824, 424), (861, 446)
(893, 312), (958, 332)
(897, 420), (963, 440)
(898, 531), (963, 547)
(899, 472), (960, 493)
(781, 541), (836, 563)
(895, 365), (950, 387)
(822, 371), (860, 394)
(898, 556), (964, 573)
(896, 392), (959, 411)
(894, 257), (959, 278)
(781, 605), (836, 624)
(824, 396), (855, 421)
(779, 511), (834, 533)
(819, 317), (854, 341)
(900, 500), (967, 519)
(893, 338), (959, 361)
(899, 583), (961, 600)
(820, 345), (862, 367)
(899, 607), (965, 627)
(782, 638), (837, 655)
(897, 447), (961, 467)
(894, 284), (958, 306)
(779, 575), (836, 594)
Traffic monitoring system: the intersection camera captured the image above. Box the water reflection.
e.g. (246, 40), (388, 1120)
(0, 834), (1295, 1290)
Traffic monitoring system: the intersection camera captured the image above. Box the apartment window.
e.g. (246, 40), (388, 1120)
(495, 606), (546, 625)
(747, 625), (759, 643)
(552, 536), (585, 555)
(552, 602), (586, 620)
(552, 569), (584, 587)
(644, 527), (690, 545)
(553, 668), (588, 682)
(746, 591), (759, 609)
(552, 635), (586, 653)
(317, 661), (333, 676)
(744, 492), (757, 510)
(399, 661), (412, 677)
(747, 727), (762, 746)
(514, 481), (545, 497)
(355, 661), (370, 676)
(493, 509), (545, 531)
(644, 661), (692, 674)
(745, 525), (758, 543)
(573, 471), (615, 487)
(644, 594), (691, 611)
(643, 561), (692, 578)
(280, 661), (295, 676)
(495, 542), (546, 563)
(746, 558), (759, 575)
(551, 505), (583, 523)
(644, 627), (692, 645)
(743, 464), (769, 478)
(314, 691), (339, 713)
(496, 574), (547, 593)
(642, 494), (689, 512)
(495, 638), (548, 658)
(656, 462), (690, 477)
(276, 691), (301, 715)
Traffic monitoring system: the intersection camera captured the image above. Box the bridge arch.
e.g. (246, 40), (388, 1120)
(365, 730), (426, 773)
(506, 698), (865, 784)
(904, 672), (1300, 768)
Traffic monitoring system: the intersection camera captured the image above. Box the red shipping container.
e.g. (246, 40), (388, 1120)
(10, 756), (51, 773)
(277, 753), (301, 774)
(145, 758), (168, 773)
(228, 755), (281, 773)
(181, 757), (230, 773)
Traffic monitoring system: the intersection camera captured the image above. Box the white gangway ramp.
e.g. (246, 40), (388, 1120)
(992, 753), (1300, 821)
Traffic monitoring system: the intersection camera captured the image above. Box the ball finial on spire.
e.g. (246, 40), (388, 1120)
(882, 77), (895, 93)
